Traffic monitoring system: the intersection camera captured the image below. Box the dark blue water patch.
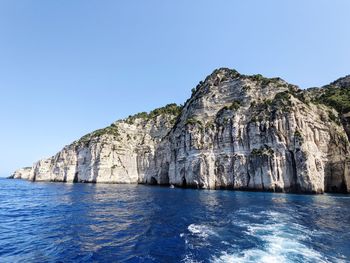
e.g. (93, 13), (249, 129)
(0, 178), (349, 262)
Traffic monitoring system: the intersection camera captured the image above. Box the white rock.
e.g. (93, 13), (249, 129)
(12, 69), (350, 194)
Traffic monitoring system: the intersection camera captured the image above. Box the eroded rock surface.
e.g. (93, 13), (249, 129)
(12, 69), (350, 193)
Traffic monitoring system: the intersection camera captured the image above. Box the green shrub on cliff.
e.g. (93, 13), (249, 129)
(294, 130), (303, 142)
(251, 146), (274, 156)
(185, 117), (202, 126)
(315, 86), (350, 114)
(263, 99), (273, 107)
(273, 91), (293, 111)
(248, 74), (282, 88)
(149, 103), (182, 118)
(76, 124), (120, 145)
(338, 132), (349, 146)
(126, 103), (182, 123)
(229, 100), (241, 111)
(328, 111), (341, 125)
(221, 100), (242, 112)
(274, 91), (291, 102)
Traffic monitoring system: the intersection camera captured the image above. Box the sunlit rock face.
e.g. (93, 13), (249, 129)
(10, 167), (33, 180)
(12, 68), (350, 194)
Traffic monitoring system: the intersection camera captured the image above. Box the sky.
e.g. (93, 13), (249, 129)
(0, 0), (349, 177)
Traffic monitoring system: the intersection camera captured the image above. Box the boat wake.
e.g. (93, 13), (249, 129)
(211, 210), (344, 263)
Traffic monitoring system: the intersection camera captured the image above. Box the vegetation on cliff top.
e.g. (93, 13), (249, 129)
(191, 68), (240, 96)
(204, 68), (286, 88)
(75, 123), (120, 145)
(314, 86), (350, 114)
(74, 70), (349, 147)
(126, 103), (182, 124)
(74, 104), (182, 145)
(247, 74), (285, 88)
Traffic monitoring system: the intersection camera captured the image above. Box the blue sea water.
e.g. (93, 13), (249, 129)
(0, 178), (349, 263)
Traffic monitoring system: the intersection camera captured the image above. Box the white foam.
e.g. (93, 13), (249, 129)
(212, 234), (329, 263)
(212, 210), (331, 263)
(213, 250), (285, 263)
(188, 224), (216, 239)
(182, 254), (203, 263)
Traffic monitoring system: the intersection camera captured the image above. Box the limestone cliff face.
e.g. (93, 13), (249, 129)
(11, 69), (350, 194)
(12, 113), (176, 184)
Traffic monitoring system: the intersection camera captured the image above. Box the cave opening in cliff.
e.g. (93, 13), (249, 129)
(182, 176), (187, 187)
(150, 176), (158, 185)
(73, 172), (79, 183)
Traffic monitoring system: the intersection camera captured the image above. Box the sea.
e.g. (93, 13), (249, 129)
(0, 178), (349, 263)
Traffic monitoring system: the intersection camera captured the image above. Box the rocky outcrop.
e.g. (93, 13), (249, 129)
(11, 108), (178, 184)
(12, 69), (350, 193)
(306, 75), (350, 141)
(10, 167), (33, 180)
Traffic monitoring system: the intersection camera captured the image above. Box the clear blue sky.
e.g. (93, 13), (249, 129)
(0, 0), (349, 177)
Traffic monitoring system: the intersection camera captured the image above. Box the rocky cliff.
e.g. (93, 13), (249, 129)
(11, 68), (350, 193)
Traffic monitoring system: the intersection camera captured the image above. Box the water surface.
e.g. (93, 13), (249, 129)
(0, 178), (349, 262)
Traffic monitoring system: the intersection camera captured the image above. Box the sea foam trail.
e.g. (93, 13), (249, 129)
(211, 210), (343, 263)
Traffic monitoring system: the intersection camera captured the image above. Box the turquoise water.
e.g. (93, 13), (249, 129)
(0, 178), (349, 262)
